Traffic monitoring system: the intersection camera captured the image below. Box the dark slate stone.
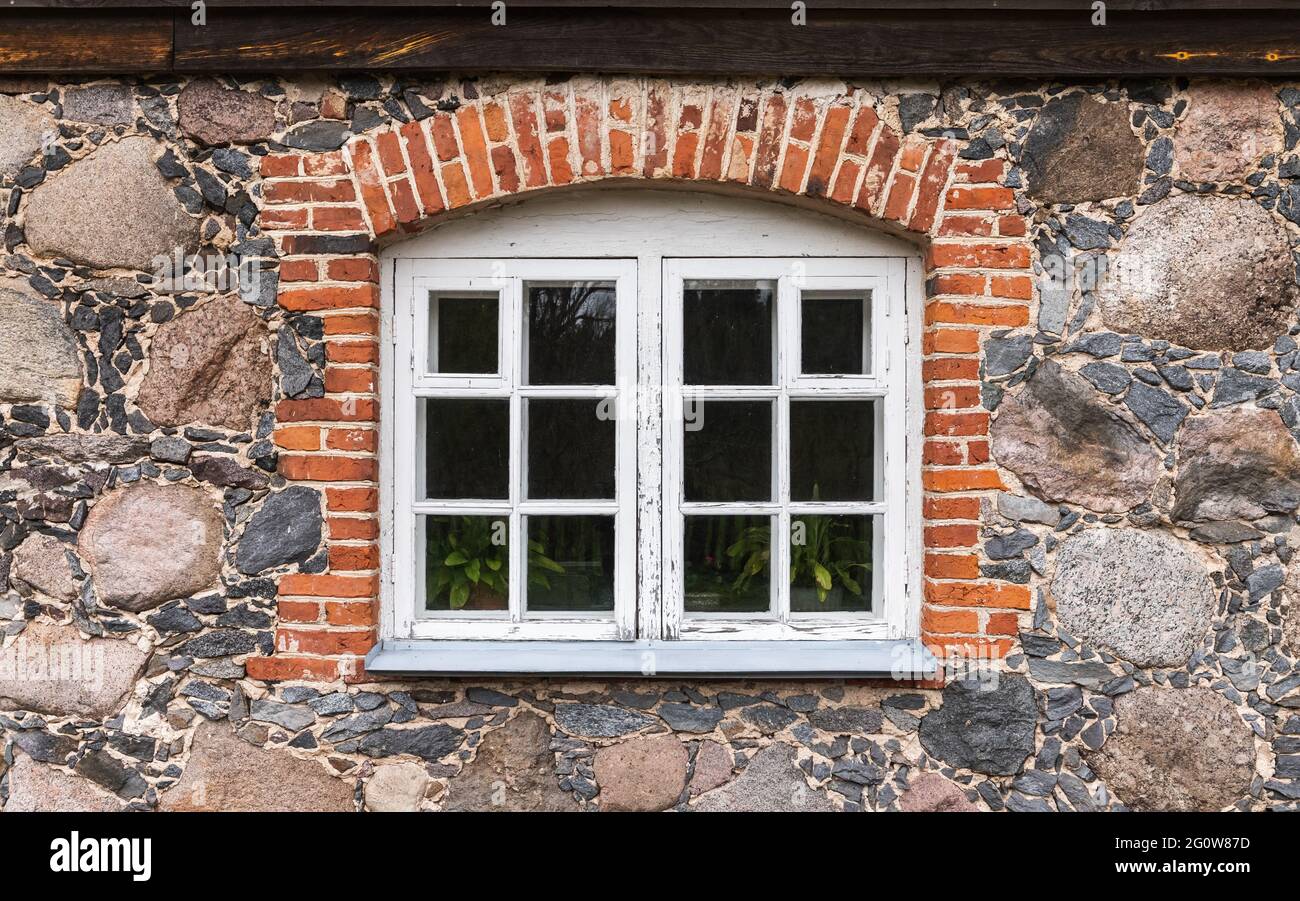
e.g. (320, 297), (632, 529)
(985, 528), (1038, 560)
(282, 120), (350, 151)
(1027, 658), (1116, 688)
(658, 702), (724, 733)
(356, 724), (465, 760)
(146, 604), (203, 634)
(1189, 521), (1263, 544)
(1045, 685), (1084, 720)
(465, 687), (518, 707)
(235, 486), (324, 575)
(177, 629), (259, 658)
(807, 706), (883, 735)
(189, 455), (271, 491)
(1213, 368), (1276, 407)
(919, 674), (1037, 775)
(1063, 213), (1111, 250)
(1065, 331), (1123, 358)
(1247, 564), (1285, 601)
(984, 334), (1034, 377)
(149, 435), (191, 465)
(1124, 380), (1187, 444)
(1021, 93), (1145, 204)
(1079, 361), (1131, 394)
(10, 728), (77, 763)
(898, 93), (936, 132)
(741, 703), (799, 734)
(75, 749), (146, 797)
(554, 703), (654, 738)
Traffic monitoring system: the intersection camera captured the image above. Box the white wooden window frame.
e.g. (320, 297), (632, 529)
(662, 258), (908, 642)
(372, 190), (930, 676)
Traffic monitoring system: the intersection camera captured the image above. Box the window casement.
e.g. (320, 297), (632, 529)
(373, 190), (931, 677)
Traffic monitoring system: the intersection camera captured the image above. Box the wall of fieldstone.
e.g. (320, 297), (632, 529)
(0, 74), (1298, 812)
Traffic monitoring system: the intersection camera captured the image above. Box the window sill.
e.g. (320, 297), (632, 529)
(364, 638), (936, 678)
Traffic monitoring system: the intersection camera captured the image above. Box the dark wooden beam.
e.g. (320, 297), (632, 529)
(9, 0), (1300, 9)
(1, 5), (1299, 75)
(171, 8), (1300, 76)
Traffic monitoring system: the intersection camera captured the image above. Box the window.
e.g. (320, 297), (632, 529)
(378, 191), (925, 675)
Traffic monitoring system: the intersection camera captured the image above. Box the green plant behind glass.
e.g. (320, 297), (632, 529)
(727, 513), (871, 604)
(427, 516), (564, 609)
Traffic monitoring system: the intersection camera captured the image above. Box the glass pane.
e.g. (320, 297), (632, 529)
(424, 515), (509, 612)
(802, 292), (869, 375)
(790, 514), (873, 613)
(425, 398), (509, 499)
(430, 294), (498, 374)
(527, 282), (617, 385)
(527, 398), (615, 499)
(526, 515), (615, 612)
(683, 400), (772, 502)
(683, 515), (771, 613)
(790, 400), (875, 502)
(683, 279), (775, 385)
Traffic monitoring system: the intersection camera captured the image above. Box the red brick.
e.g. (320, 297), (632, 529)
(278, 455), (378, 482)
(845, 105), (879, 156)
(279, 259), (318, 283)
(923, 357), (980, 381)
(946, 185), (1015, 210)
(326, 258), (379, 282)
(923, 468), (1004, 492)
(246, 655), (341, 682)
(805, 104), (850, 198)
(326, 601), (379, 627)
(279, 284), (378, 312)
(304, 152), (348, 177)
(430, 112), (460, 161)
(909, 139), (956, 233)
(698, 93), (734, 181)
(789, 98), (817, 143)
(326, 339), (379, 365)
(925, 581), (1031, 610)
(574, 91), (604, 177)
(926, 301), (1029, 327)
(387, 177), (421, 226)
(927, 242), (1031, 270)
(323, 312), (379, 337)
(924, 385), (982, 410)
(400, 119), (445, 215)
(483, 101), (509, 142)
(751, 94), (788, 190)
(643, 82), (671, 177)
(777, 142), (810, 194)
(925, 553), (980, 580)
(610, 130), (635, 174)
(329, 516), (379, 541)
(441, 162), (472, 208)
(276, 397), (376, 423)
(279, 573), (379, 599)
(276, 627), (376, 657)
(547, 137), (574, 185)
(922, 608), (980, 635)
(324, 367), (376, 394)
(348, 139), (396, 236)
(923, 496), (981, 521)
(273, 426), (321, 451)
(925, 524), (979, 548)
(857, 126), (900, 215)
(277, 600), (322, 623)
(457, 106), (495, 198)
(326, 427), (378, 452)
(327, 486), (378, 513)
(510, 92), (547, 188)
(313, 207), (368, 231)
(328, 543), (380, 572)
(375, 130), (406, 177)
(923, 328), (980, 355)
(925, 411), (990, 437)
(491, 144), (521, 194)
(260, 154), (301, 177)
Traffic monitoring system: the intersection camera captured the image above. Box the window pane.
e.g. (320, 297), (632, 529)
(430, 294), (498, 374)
(790, 514), (873, 613)
(683, 515), (771, 613)
(683, 280), (774, 385)
(425, 398), (509, 499)
(683, 400), (772, 502)
(527, 282), (617, 385)
(790, 400), (875, 502)
(424, 515), (509, 612)
(802, 292), (869, 375)
(526, 515), (615, 612)
(527, 398), (615, 499)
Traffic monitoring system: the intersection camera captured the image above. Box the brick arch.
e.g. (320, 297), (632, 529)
(253, 77), (1034, 685)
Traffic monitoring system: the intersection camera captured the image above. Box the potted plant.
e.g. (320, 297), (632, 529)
(427, 516), (564, 610)
(726, 514), (871, 610)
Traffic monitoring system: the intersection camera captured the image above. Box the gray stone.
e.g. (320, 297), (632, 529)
(0, 278), (83, 408)
(692, 743), (834, 812)
(593, 734), (688, 811)
(1087, 686), (1255, 811)
(177, 80), (277, 145)
(658, 702), (723, 733)
(250, 699), (317, 732)
(919, 674), (1037, 776)
(357, 725), (464, 761)
(1189, 521), (1263, 544)
(689, 739), (734, 796)
(1079, 361), (1131, 395)
(276, 329), (314, 397)
(283, 120), (351, 152)
(898, 772), (977, 811)
(0, 622), (148, 718)
(0, 94), (55, 179)
(554, 703), (654, 738)
(178, 629), (258, 658)
(236, 487), (323, 575)
(1175, 82), (1282, 183)
(741, 703), (799, 734)
(9, 728), (78, 764)
(1123, 380), (1188, 444)
(443, 711), (577, 811)
(24, 137), (201, 271)
(1022, 93), (1145, 204)
(1050, 528), (1214, 667)
(1026, 658), (1117, 688)
(160, 720), (354, 811)
(2, 752), (124, 812)
(149, 436), (191, 465)
(137, 294), (273, 431)
(807, 706), (883, 735)
(365, 762), (430, 812)
(1174, 408), (1300, 522)
(997, 492), (1060, 526)
(17, 433), (147, 464)
(1096, 194), (1296, 351)
(11, 533), (79, 601)
(990, 360), (1161, 513)
(62, 84), (134, 125)
(78, 483), (224, 613)
(984, 334), (1034, 377)
(1212, 368), (1275, 407)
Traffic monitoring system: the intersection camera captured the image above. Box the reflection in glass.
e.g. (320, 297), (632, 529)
(526, 516), (615, 612)
(424, 515), (509, 612)
(790, 400), (875, 502)
(683, 400), (771, 502)
(527, 398), (616, 499)
(683, 280), (774, 385)
(425, 398), (509, 499)
(801, 292), (869, 375)
(527, 282), (617, 385)
(789, 514), (873, 613)
(430, 294), (498, 374)
(683, 515), (771, 613)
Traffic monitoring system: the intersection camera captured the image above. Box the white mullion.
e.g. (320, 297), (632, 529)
(661, 258), (685, 640)
(614, 261), (638, 641)
(508, 276), (525, 625)
(775, 273), (795, 624)
(636, 251), (664, 642)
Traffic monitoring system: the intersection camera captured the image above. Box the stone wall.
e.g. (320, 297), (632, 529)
(0, 74), (1297, 812)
